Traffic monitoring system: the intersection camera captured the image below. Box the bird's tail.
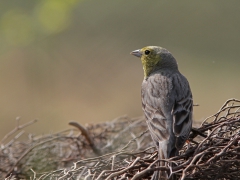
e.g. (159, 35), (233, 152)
(151, 171), (176, 180)
(151, 165), (168, 180)
(151, 143), (177, 180)
(150, 146), (168, 180)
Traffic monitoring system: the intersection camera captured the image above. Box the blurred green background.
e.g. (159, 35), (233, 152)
(0, 0), (240, 138)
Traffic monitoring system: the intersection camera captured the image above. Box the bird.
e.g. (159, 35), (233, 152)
(130, 46), (193, 180)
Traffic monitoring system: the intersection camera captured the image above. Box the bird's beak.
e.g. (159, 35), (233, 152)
(130, 49), (142, 58)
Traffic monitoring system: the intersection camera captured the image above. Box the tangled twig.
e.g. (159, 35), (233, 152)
(2, 99), (240, 180)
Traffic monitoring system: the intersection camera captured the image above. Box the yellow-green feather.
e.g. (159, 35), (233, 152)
(140, 47), (161, 78)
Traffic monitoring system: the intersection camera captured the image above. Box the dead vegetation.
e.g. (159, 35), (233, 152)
(1, 99), (240, 179)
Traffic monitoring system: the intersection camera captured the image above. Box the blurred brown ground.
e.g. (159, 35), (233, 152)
(0, 0), (239, 138)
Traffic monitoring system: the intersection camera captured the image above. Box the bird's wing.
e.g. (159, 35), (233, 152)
(172, 78), (193, 150)
(143, 102), (169, 143)
(141, 75), (172, 144)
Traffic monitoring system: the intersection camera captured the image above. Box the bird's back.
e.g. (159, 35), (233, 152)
(141, 69), (192, 158)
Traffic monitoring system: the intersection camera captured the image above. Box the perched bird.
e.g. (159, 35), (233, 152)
(131, 46), (193, 180)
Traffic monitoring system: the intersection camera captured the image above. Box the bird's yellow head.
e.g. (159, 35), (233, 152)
(131, 46), (178, 78)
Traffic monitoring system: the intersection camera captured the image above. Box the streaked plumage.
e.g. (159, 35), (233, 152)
(131, 46), (193, 179)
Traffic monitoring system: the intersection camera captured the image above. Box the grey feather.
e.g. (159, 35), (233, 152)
(131, 46), (193, 180)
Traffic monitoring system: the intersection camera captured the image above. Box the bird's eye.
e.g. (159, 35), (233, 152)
(144, 50), (150, 55)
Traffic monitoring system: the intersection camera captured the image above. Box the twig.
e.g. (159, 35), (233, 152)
(69, 121), (101, 155)
(1, 118), (38, 144)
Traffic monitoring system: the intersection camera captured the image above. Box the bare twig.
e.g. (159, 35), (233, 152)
(1, 118), (38, 144)
(69, 121), (101, 155)
(2, 99), (240, 180)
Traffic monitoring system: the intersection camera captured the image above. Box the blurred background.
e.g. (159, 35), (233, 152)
(0, 0), (239, 138)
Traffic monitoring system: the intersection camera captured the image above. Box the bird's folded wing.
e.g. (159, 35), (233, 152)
(142, 96), (170, 142)
(172, 96), (193, 149)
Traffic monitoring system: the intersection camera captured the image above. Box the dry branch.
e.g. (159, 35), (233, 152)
(1, 99), (240, 180)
